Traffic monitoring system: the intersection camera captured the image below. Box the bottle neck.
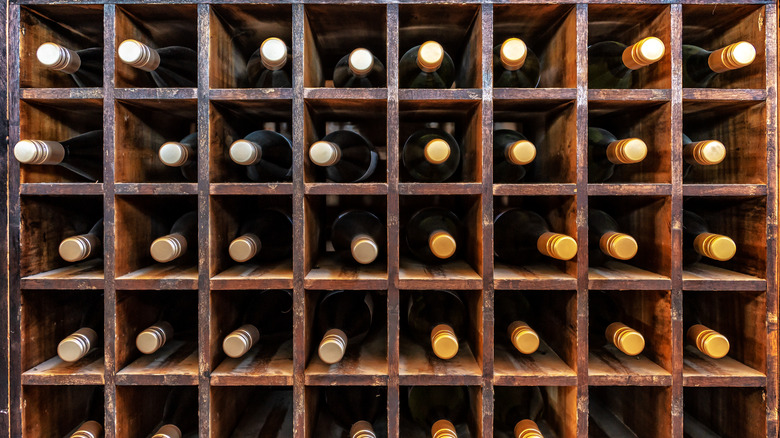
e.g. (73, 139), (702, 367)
(150, 233), (188, 263)
(621, 37), (665, 70)
(693, 232), (736, 261)
(222, 324), (260, 358)
(428, 230), (457, 259)
(708, 41), (756, 73)
(14, 140), (66, 165)
(431, 419), (458, 438)
(58, 327), (98, 362)
(351, 234), (379, 264)
(260, 37), (288, 71)
(687, 324), (730, 359)
(683, 140), (726, 166)
(507, 320), (540, 355)
(536, 232), (578, 260)
(599, 231), (638, 260)
(118, 39), (161, 72)
(350, 420), (377, 438)
(430, 323), (459, 360)
(605, 322), (645, 356)
(136, 321), (174, 354)
(59, 233), (102, 262)
(70, 420), (103, 438)
(37, 42), (82, 74)
(229, 233), (261, 263)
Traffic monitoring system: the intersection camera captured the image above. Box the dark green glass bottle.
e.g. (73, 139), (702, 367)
(493, 38), (540, 88)
(402, 126), (461, 182)
(333, 48), (386, 88)
(493, 128), (537, 183)
(682, 41), (756, 88)
(588, 127), (647, 183)
(588, 37), (665, 89)
(399, 41), (455, 89)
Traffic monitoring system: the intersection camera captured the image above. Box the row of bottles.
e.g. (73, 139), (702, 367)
(13, 124), (729, 184)
(36, 34), (756, 89)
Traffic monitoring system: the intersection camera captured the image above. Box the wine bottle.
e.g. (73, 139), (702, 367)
(135, 299), (194, 355)
(588, 36), (665, 89)
(308, 128), (378, 183)
(315, 290), (375, 364)
(58, 298), (102, 362)
(59, 218), (104, 263)
(682, 210), (736, 266)
(324, 386), (384, 438)
(590, 291), (645, 356)
(222, 290), (293, 358)
(684, 299), (730, 359)
(406, 290), (467, 360)
(333, 48), (386, 88)
(588, 127), (648, 182)
(331, 210), (384, 265)
(36, 42), (102, 88)
(228, 209), (293, 263)
(588, 209), (638, 266)
(405, 207), (462, 264)
(159, 132), (198, 182)
(228, 123), (293, 182)
(399, 41), (455, 89)
(493, 38), (541, 88)
(149, 387), (198, 438)
(683, 41), (756, 88)
(246, 37), (292, 88)
(407, 386), (467, 438)
(494, 386), (545, 438)
(117, 39), (197, 88)
(493, 126), (537, 183)
(13, 130), (103, 182)
(495, 294), (540, 355)
(494, 209), (577, 265)
(150, 211), (198, 263)
(402, 125), (461, 182)
(682, 133), (726, 180)
(67, 387), (104, 438)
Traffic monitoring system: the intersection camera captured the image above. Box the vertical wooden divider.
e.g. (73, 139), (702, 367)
(0, 0), (7, 431)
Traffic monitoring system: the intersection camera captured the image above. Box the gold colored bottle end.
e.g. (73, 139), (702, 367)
(60, 234), (96, 262)
(688, 324), (730, 359)
(223, 324), (261, 358)
(514, 419), (544, 438)
(319, 328), (348, 364)
(118, 39), (160, 71)
(687, 140), (726, 165)
(351, 235), (379, 265)
(508, 320), (540, 355)
(136, 322), (173, 355)
(58, 327), (98, 362)
(260, 37), (288, 71)
(431, 324), (459, 360)
(607, 138), (647, 164)
(694, 232), (736, 262)
(506, 140), (536, 166)
(606, 322), (645, 356)
(622, 36), (665, 70)
(309, 141), (342, 166)
(417, 41), (444, 73)
(537, 232), (577, 261)
(229, 233), (261, 263)
(428, 230), (457, 260)
(229, 140), (262, 165)
(431, 419), (458, 438)
(349, 48), (375, 77)
(152, 424), (182, 438)
(708, 41), (756, 73)
(150, 233), (187, 263)
(159, 142), (190, 167)
(424, 139), (451, 164)
(37, 42), (81, 74)
(14, 139), (66, 165)
(350, 420), (377, 438)
(500, 38), (528, 71)
(599, 231), (638, 261)
(70, 420), (103, 438)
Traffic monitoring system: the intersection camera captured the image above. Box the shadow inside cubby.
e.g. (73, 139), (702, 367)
(305, 386), (388, 438)
(22, 385), (104, 438)
(399, 385), (482, 438)
(210, 386), (294, 437)
(589, 386), (671, 438)
(115, 385), (198, 438)
(493, 386), (577, 438)
(683, 387), (766, 438)
(20, 5), (104, 88)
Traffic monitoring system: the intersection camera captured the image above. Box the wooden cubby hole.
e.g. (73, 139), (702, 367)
(398, 385), (484, 438)
(115, 385), (198, 438)
(22, 385), (105, 437)
(210, 386), (294, 437)
(304, 386), (389, 438)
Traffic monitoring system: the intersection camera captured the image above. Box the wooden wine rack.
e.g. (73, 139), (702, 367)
(2, 1), (778, 437)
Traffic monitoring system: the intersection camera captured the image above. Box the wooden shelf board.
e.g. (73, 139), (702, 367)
(588, 345), (671, 386)
(494, 262), (576, 290)
(209, 88), (293, 100)
(209, 183), (294, 195)
(682, 184), (767, 197)
(682, 345), (766, 387)
(398, 183), (481, 195)
(682, 88), (767, 101)
(305, 328), (388, 384)
(398, 88), (482, 101)
(116, 264), (199, 290)
(304, 87), (387, 100)
(492, 88), (576, 101)
(493, 183), (576, 196)
(304, 183), (388, 195)
(114, 183), (198, 195)
(21, 259), (104, 290)
(399, 258), (482, 289)
(211, 339), (294, 386)
(494, 339), (576, 386)
(20, 88), (103, 100)
(399, 334), (481, 384)
(587, 184), (672, 196)
(20, 183), (104, 195)
(114, 88), (197, 100)
(305, 254), (387, 290)
(22, 353), (104, 385)
(588, 89), (671, 101)
(588, 262), (671, 290)
(116, 339), (198, 385)
(682, 263), (766, 291)
(211, 260), (294, 290)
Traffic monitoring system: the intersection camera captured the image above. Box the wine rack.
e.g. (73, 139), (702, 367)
(3, 1), (777, 437)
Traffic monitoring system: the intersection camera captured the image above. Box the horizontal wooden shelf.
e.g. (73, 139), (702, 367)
(209, 88), (293, 100)
(398, 88), (482, 101)
(492, 88), (576, 101)
(114, 183), (198, 195)
(20, 183), (104, 195)
(304, 88), (387, 100)
(588, 262), (671, 290)
(20, 88), (103, 100)
(398, 182), (481, 195)
(682, 184), (768, 197)
(115, 265), (199, 290)
(588, 345), (671, 386)
(493, 183), (576, 196)
(398, 258), (482, 290)
(399, 334), (481, 386)
(21, 353), (104, 386)
(116, 339), (198, 386)
(682, 89), (767, 101)
(588, 89), (671, 101)
(494, 262), (576, 290)
(211, 259), (293, 290)
(304, 183), (388, 195)
(494, 339), (576, 386)
(21, 260), (104, 290)
(587, 184), (672, 196)
(209, 183), (294, 195)
(682, 263), (766, 291)
(305, 255), (387, 290)
(682, 346), (766, 387)
(305, 328), (388, 385)
(114, 88), (197, 100)
(211, 339), (294, 387)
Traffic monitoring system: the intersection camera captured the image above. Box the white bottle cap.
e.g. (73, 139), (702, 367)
(260, 37), (288, 70)
(158, 142), (190, 167)
(349, 48), (375, 76)
(229, 140), (262, 165)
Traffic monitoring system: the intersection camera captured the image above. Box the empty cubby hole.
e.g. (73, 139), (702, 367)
(210, 99), (293, 183)
(493, 290), (577, 381)
(114, 195), (198, 280)
(399, 289), (482, 379)
(683, 387), (766, 438)
(303, 98), (388, 183)
(18, 98), (103, 183)
(303, 4), (387, 88)
(493, 4), (577, 88)
(493, 99), (576, 184)
(399, 385), (483, 438)
(115, 4), (197, 88)
(115, 385), (198, 438)
(304, 386), (388, 438)
(22, 385), (104, 438)
(115, 290), (198, 378)
(210, 386), (294, 437)
(588, 386), (671, 438)
(682, 100), (767, 184)
(588, 4), (671, 89)
(20, 195), (103, 278)
(115, 99), (198, 183)
(493, 386), (578, 438)
(588, 100), (671, 183)
(210, 4), (293, 89)
(399, 3), (482, 89)
(682, 4), (766, 89)
(20, 5), (104, 88)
